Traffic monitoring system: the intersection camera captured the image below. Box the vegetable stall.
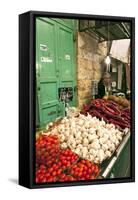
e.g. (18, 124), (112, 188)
(35, 96), (131, 183)
(35, 18), (131, 183)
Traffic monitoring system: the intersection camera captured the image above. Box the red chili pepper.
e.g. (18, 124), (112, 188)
(109, 119), (129, 129)
(92, 109), (103, 119)
(122, 108), (130, 113)
(105, 106), (117, 115)
(101, 114), (109, 123)
(121, 113), (130, 121)
(108, 100), (118, 107)
(106, 104), (121, 115)
(91, 99), (105, 107)
(91, 105), (104, 113)
(83, 104), (92, 111)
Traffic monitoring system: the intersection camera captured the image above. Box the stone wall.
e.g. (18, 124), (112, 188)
(77, 32), (108, 108)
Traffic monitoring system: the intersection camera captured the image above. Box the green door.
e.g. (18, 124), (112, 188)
(36, 17), (77, 128)
(58, 24), (77, 107)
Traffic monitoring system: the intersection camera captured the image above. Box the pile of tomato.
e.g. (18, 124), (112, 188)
(69, 159), (99, 180)
(36, 134), (60, 167)
(35, 134), (100, 183)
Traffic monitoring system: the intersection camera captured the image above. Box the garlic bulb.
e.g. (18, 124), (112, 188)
(98, 149), (105, 163)
(105, 150), (111, 158)
(95, 157), (100, 164)
(91, 141), (100, 150)
(82, 131), (88, 138)
(99, 137), (106, 145)
(115, 139), (119, 147)
(61, 142), (67, 149)
(64, 131), (70, 138)
(89, 133), (98, 141)
(77, 144), (83, 149)
(110, 143), (116, 152)
(76, 139), (82, 145)
(89, 127), (96, 134)
(74, 131), (81, 138)
(123, 128), (129, 135)
(45, 125), (49, 131)
(74, 148), (81, 154)
(83, 138), (89, 146)
(97, 130), (104, 138)
(88, 134), (95, 142)
(78, 119), (84, 126)
(60, 134), (65, 142)
(82, 147), (88, 154)
(106, 140), (112, 148)
(48, 122), (53, 127)
(71, 141), (77, 149)
(84, 121), (90, 129)
(89, 154), (94, 162)
(101, 143), (109, 151)
(116, 134), (122, 141)
(89, 149), (98, 157)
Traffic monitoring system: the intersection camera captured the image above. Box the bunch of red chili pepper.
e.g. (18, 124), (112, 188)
(81, 99), (130, 129)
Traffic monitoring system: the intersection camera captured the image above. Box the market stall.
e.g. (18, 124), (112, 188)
(35, 18), (131, 183)
(35, 94), (131, 183)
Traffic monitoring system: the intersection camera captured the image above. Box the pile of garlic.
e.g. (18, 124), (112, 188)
(51, 114), (128, 164)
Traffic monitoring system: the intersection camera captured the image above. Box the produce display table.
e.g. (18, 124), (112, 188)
(35, 97), (131, 183)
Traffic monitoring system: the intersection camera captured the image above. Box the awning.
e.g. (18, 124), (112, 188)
(110, 39), (130, 63)
(79, 20), (131, 42)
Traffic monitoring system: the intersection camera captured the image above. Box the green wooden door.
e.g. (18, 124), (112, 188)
(36, 17), (77, 128)
(58, 24), (77, 107)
